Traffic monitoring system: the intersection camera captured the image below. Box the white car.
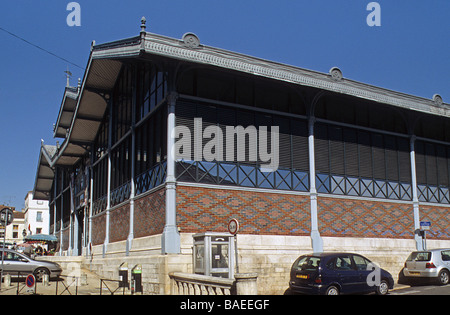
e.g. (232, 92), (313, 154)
(1, 249), (62, 281)
(401, 249), (450, 285)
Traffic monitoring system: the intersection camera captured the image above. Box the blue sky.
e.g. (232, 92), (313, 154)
(0, 0), (449, 211)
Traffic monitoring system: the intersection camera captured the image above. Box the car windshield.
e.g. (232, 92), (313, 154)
(294, 256), (321, 271)
(407, 252), (431, 261)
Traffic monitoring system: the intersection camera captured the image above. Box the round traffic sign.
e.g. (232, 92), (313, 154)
(26, 274), (35, 288)
(228, 218), (240, 235)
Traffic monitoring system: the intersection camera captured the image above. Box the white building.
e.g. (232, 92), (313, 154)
(0, 206), (25, 244)
(24, 191), (49, 236)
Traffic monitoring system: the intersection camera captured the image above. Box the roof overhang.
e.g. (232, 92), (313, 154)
(33, 145), (56, 200)
(140, 32), (449, 117)
(46, 53), (125, 168)
(54, 87), (79, 138)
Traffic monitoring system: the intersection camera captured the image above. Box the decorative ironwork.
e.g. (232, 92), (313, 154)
(177, 160), (309, 192)
(110, 181), (132, 207)
(93, 195), (107, 216)
(135, 161), (167, 196)
(418, 185), (450, 204)
(316, 173), (412, 201)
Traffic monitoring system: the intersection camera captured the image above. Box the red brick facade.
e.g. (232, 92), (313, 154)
(109, 203), (130, 243)
(318, 198), (414, 239)
(176, 186), (310, 235)
(420, 205), (450, 239)
(90, 185), (450, 246)
(134, 187), (166, 238)
(91, 213), (106, 246)
(176, 186), (450, 240)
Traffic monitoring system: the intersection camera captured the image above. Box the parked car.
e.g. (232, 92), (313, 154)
(289, 252), (394, 295)
(0, 249), (62, 281)
(400, 249), (450, 286)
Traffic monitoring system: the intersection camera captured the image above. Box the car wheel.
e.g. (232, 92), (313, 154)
(325, 285), (340, 295)
(34, 267), (50, 282)
(376, 280), (389, 295)
(438, 270), (449, 286)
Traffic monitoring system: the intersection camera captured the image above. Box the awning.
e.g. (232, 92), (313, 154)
(24, 234), (58, 243)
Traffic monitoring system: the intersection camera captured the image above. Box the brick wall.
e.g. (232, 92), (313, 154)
(318, 197), (450, 240)
(134, 187), (166, 238)
(318, 197), (415, 239)
(109, 202), (130, 243)
(177, 186), (310, 235)
(91, 213), (106, 246)
(420, 205), (450, 239)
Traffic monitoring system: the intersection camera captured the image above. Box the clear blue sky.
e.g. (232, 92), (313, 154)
(0, 0), (449, 211)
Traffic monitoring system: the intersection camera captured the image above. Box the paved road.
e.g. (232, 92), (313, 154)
(390, 284), (450, 295)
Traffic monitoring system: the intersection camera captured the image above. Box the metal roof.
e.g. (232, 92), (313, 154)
(32, 19), (449, 200)
(33, 144), (56, 200)
(54, 86), (79, 138)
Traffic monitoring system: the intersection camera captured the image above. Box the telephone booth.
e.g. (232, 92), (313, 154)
(193, 232), (235, 279)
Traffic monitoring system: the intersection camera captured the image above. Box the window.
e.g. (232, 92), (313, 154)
(327, 256), (354, 271)
(406, 252), (431, 262)
(415, 140), (450, 203)
(175, 100), (310, 192)
(36, 212), (43, 222)
(137, 63), (167, 122)
(441, 250), (450, 262)
(112, 66), (133, 143)
(335, 256), (353, 270)
(353, 255), (370, 271)
(314, 123), (412, 201)
(3, 251), (22, 261)
(293, 256), (321, 271)
(36, 228), (42, 234)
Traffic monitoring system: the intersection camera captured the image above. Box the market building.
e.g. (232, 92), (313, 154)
(32, 19), (450, 294)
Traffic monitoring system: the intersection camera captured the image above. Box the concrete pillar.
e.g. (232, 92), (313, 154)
(162, 93), (181, 254)
(410, 136), (423, 250)
(308, 116), (323, 253)
(234, 273), (258, 295)
(104, 99), (113, 256)
(127, 65), (137, 256)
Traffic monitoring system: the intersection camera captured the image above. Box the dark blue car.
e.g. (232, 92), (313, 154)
(289, 252), (394, 295)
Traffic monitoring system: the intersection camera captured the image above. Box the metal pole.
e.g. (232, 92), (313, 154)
(1, 224), (5, 290)
(0, 208), (10, 291)
(234, 235), (239, 275)
(423, 231), (427, 251)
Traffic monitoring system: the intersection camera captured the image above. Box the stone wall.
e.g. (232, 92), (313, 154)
(49, 232), (450, 295)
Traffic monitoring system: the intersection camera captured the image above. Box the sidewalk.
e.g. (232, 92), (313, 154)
(0, 269), (113, 295)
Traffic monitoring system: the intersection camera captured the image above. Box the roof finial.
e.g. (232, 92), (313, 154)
(64, 67), (72, 87)
(141, 16), (147, 33)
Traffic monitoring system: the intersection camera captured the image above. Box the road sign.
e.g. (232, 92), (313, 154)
(420, 221), (431, 231)
(228, 218), (240, 235)
(25, 274), (36, 294)
(26, 274), (35, 287)
(0, 208), (14, 226)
